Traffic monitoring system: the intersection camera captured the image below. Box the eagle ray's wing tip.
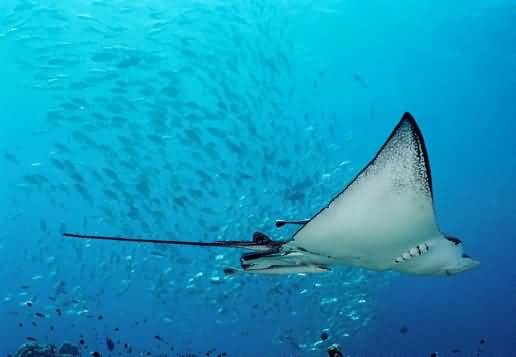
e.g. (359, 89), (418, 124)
(402, 111), (414, 120)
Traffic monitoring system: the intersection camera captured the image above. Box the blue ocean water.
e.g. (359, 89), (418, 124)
(1, 1), (515, 356)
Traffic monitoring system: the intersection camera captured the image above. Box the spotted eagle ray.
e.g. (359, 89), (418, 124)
(64, 112), (479, 276)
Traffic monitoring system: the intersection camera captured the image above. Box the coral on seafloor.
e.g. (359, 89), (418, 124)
(14, 342), (81, 357)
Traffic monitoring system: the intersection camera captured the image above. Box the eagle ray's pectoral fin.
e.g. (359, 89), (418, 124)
(275, 219), (310, 228)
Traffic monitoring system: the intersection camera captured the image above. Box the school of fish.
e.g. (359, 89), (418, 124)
(1, 1), (385, 355)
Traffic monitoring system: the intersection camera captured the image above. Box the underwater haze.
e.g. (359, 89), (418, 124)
(1, 0), (516, 356)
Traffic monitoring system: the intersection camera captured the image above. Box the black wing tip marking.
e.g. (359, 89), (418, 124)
(399, 112), (433, 196)
(393, 112), (421, 140)
(401, 111), (416, 123)
(386, 112), (432, 196)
